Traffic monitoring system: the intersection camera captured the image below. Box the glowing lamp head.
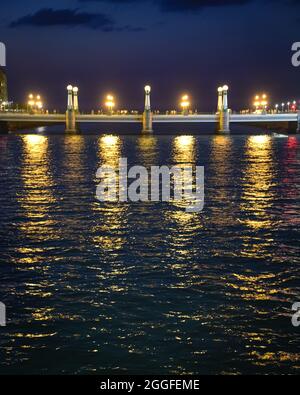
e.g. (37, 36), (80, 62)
(67, 85), (73, 91)
(218, 87), (223, 93)
(73, 87), (79, 93)
(144, 85), (151, 94)
(223, 85), (229, 92)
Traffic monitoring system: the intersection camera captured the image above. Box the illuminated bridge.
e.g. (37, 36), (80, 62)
(0, 85), (299, 133)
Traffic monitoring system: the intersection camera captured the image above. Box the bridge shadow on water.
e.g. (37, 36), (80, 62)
(7, 122), (297, 136)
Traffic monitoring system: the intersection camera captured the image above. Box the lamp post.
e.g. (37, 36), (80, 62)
(253, 94), (268, 113)
(27, 93), (43, 113)
(180, 94), (190, 115)
(105, 94), (115, 114)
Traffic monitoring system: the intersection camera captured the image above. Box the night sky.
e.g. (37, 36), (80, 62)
(0, 0), (299, 111)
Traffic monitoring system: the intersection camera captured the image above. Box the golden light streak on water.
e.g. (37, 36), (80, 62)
(16, 134), (57, 265)
(242, 135), (275, 226)
(98, 134), (121, 167)
(92, 134), (127, 253)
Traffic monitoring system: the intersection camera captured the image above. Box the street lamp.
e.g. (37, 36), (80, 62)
(27, 93), (43, 112)
(180, 94), (190, 115)
(253, 94), (268, 113)
(281, 103), (285, 112)
(275, 104), (279, 113)
(27, 94), (35, 112)
(105, 94), (115, 114)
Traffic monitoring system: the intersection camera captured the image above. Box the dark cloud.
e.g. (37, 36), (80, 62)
(9, 8), (144, 31)
(78, 0), (300, 11)
(157, 0), (251, 12)
(78, 0), (252, 12)
(9, 8), (113, 29)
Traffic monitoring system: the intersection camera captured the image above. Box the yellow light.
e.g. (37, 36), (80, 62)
(101, 134), (119, 146)
(26, 134), (46, 146)
(180, 94), (190, 110)
(250, 135), (270, 145)
(181, 101), (190, 108)
(176, 135), (194, 148)
(105, 94), (115, 111)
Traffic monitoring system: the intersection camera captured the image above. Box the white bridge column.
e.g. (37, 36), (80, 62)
(142, 85), (153, 132)
(73, 87), (79, 113)
(67, 85), (73, 110)
(217, 87), (223, 112)
(217, 85), (230, 133)
(66, 84), (77, 133)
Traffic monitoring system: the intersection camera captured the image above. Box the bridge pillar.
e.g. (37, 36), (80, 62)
(65, 85), (77, 133)
(142, 85), (153, 132)
(217, 87), (223, 112)
(73, 87), (79, 113)
(218, 85), (230, 133)
(297, 111), (300, 133)
(66, 109), (77, 133)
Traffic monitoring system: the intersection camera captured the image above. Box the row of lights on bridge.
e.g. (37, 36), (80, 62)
(24, 88), (299, 113)
(253, 94), (298, 112)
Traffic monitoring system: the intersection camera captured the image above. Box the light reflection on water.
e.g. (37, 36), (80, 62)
(0, 133), (299, 375)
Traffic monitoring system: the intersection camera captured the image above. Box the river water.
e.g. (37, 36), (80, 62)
(0, 132), (299, 374)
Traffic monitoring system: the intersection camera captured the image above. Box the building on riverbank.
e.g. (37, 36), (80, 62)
(0, 68), (8, 107)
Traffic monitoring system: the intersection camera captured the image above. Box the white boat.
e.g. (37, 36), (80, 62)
(272, 133), (288, 138)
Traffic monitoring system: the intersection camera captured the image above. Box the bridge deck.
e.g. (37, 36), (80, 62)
(0, 112), (298, 123)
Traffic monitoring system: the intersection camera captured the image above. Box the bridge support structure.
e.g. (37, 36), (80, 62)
(73, 87), (79, 113)
(65, 85), (78, 133)
(142, 85), (153, 132)
(217, 85), (230, 133)
(297, 111), (300, 133)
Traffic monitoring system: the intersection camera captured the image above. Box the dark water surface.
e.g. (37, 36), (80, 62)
(0, 133), (299, 374)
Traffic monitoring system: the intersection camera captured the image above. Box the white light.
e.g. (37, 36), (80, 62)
(67, 85), (73, 91)
(144, 85), (151, 93)
(223, 85), (229, 91)
(73, 87), (79, 93)
(218, 87), (223, 93)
